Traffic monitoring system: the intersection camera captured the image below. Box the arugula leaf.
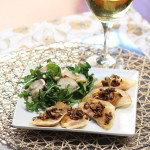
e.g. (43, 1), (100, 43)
(35, 69), (45, 79)
(23, 77), (36, 89)
(77, 81), (87, 96)
(46, 63), (61, 78)
(30, 69), (35, 76)
(25, 97), (39, 112)
(47, 59), (51, 63)
(67, 62), (91, 78)
(18, 90), (30, 100)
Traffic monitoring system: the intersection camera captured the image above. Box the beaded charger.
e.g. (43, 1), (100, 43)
(0, 42), (149, 150)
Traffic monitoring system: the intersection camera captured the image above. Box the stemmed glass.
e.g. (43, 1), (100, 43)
(85, 0), (133, 68)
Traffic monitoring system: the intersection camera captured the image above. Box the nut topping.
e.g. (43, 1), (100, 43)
(111, 79), (120, 86)
(102, 80), (109, 86)
(110, 74), (120, 79)
(67, 106), (73, 112)
(92, 88), (122, 101)
(68, 107), (85, 120)
(105, 112), (113, 125)
(84, 102), (90, 109)
(102, 74), (122, 87)
(33, 107), (63, 120)
(83, 101), (105, 118)
(90, 102), (105, 118)
(105, 76), (110, 81)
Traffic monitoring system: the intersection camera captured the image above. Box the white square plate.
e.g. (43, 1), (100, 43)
(12, 66), (139, 136)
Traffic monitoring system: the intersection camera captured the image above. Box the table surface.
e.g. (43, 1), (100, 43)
(0, 8), (150, 150)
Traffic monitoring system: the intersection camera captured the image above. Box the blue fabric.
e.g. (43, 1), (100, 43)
(82, 31), (145, 56)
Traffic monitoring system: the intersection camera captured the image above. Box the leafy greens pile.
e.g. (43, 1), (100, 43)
(18, 60), (95, 112)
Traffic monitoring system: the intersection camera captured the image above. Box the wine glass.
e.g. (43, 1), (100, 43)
(85, 0), (133, 68)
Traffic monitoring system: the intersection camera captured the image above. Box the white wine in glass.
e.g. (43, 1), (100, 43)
(86, 0), (133, 68)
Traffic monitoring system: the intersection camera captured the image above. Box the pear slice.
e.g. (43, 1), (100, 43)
(28, 79), (45, 98)
(79, 99), (115, 130)
(57, 77), (79, 90)
(29, 102), (67, 127)
(61, 68), (76, 79)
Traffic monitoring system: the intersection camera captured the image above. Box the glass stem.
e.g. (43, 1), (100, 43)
(101, 22), (113, 54)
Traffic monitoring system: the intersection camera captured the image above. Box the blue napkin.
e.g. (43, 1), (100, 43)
(82, 31), (145, 56)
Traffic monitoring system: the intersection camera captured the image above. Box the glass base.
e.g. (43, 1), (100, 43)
(86, 54), (124, 69)
(97, 54), (116, 67)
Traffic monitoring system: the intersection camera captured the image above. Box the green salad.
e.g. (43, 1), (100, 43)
(18, 59), (95, 112)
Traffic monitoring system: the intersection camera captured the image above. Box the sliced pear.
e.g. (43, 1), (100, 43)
(61, 68), (87, 82)
(61, 68), (76, 79)
(76, 73), (87, 82)
(57, 77), (78, 90)
(28, 79), (45, 98)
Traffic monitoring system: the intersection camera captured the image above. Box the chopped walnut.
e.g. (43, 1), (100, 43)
(105, 76), (110, 81)
(102, 80), (109, 86)
(110, 74), (120, 79)
(104, 112), (113, 125)
(110, 74), (121, 86)
(84, 102), (90, 109)
(102, 74), (122, 87)
(86, 102), (105, 118)
(109, 92), (114, 100)
(68, 107), (86, 120)
(93, 88), (122, 101)
(111, 79), (120, 86)
(34, 107), (62, 120)
(67, 106), (73, 112)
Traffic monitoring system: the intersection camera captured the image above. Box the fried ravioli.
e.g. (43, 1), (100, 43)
(94, 74), (137, 91)
(82, 87), (132, 108)
(29, 102), (67, 127)
(60, 107), (88, 129)
(79, 99), (115, 130)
